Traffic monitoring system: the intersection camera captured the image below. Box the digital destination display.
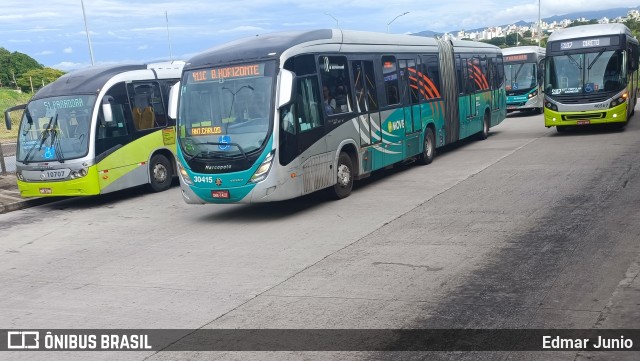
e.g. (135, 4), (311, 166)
(190, 64), (265, 83)
(190, 126), (223, 136)
(504, 54), (536, 63)
(551, 36), (617, 52)
(43, 98), (85, 110)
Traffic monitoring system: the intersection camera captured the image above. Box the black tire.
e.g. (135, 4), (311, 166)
(332, 152), (354, 199)
(478, 112), (490, 140)
(148, 154), (173, 192)
(556, 126), (567, 133)
(417, 127), (435, 165)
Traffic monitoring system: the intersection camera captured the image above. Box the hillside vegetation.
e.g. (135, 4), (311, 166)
(0, 89), (31, 140)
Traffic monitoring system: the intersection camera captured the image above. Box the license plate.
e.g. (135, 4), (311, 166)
(577, 120), (590, 125)
(39, 188), (52, 194)
(507, 105), (517, 109)
(211, 190), (229, 199)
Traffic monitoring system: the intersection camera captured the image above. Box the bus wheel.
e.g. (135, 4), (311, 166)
(417, 128), (435, 165)
(332, 152), (353, 199)
(478, 112), (490, 140)
(149, 154), (173, 192)
(556, 126), (567, 133)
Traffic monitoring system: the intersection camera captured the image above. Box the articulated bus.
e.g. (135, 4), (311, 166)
(503, 46), (545, 113)
(170, 30), (506, 204)
(4, 61), (184, 197)
(544, 24), (639, 131)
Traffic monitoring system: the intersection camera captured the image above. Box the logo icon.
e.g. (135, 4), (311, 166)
(215, 178), (222, 186)
(7, 331), (40, 349)
(218, 135), (231, 151)
(44, 146), (55, 160)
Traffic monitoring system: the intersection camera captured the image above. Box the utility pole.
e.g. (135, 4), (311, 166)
(81, 0), (95, 65)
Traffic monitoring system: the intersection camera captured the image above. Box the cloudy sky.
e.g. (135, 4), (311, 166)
(1, 0), (638, 71)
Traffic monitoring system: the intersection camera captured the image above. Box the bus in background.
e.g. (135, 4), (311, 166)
(503, 46), (545, 113)
(4, 61), (184, 197)
(544, 24), (639, 132)
(169, 29), (506, 204)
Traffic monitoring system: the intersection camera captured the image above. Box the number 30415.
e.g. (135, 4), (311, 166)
(193, 176), (214, 183)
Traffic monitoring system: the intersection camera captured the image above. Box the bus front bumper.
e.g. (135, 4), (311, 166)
(17, 173), (100, 198)
(544, 103), (628, 127)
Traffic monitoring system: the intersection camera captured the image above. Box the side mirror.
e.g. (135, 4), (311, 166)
(101, 96), (114, 123)
(277, 69), (296, 108)
(168, 81), (181, 120)
(4, 103), (26, 131)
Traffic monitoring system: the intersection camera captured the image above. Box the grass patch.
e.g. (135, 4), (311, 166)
(0, 89), (32, 141)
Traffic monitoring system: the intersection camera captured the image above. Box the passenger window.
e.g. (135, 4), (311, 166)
(97, 82), (131, 139)
(295, 77), (323, 132)
(382, 56), (400, 105)
(129, 82), (165, 130)
(318, 55), (352, 114)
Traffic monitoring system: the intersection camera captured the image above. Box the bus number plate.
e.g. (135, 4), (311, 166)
(577, 120), (590, 125)
(211, 190), (229, 199)
(39, 188), (52, 194)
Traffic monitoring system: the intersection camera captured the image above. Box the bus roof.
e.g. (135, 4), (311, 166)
(184, 29), (500, 70)
(32, 61), (184, 101)
(548, 23), (634, 43)
(502, 46), (545, 56)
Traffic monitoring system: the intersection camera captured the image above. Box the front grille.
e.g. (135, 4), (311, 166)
(562, 112), (606, 121)
(551, 92), (612, 104)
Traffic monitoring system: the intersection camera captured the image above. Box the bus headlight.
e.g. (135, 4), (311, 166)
(528, 90), (538, 98)
(176, 162), (193, 185)
(70, 168), (88, 179)
(249, 151), (275, 183)
(16, 171), (24, 181)
(610, 94), (627, 108)
(545, 101), (558, 111)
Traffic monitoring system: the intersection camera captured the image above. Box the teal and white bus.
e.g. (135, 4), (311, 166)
(170, 30), (506, 204)
(503, 46), (545, 113)
(544, 24), (639, 131)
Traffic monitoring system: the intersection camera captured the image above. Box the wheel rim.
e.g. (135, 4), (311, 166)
(337, 163), (351, 187)
(484, 119), (489, 135)
(425, 136), (433, 158)
(153, 163), (168, 184)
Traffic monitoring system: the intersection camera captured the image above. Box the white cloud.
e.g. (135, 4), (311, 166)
(36, 50), (54, 55)
(218, 26), (265, 33)
(138, 45), (149, 50)
(63, 47), (73, 54)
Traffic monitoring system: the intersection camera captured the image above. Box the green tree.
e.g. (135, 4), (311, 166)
(0, 47), (42, 89)
(567, 19), (599, 28)
(481, 37), (506, 47)
(17, 67), (65, 93)
(523, 30), (532, 38)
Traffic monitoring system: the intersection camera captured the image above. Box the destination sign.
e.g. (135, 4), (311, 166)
(191, 126), (223, 136)
(190, 64), (265, 83)
(504, 54), (536, 63)
(43, 98), (85, 110)
(551, 36), (617, 52)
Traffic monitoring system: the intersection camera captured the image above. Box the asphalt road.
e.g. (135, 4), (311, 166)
(1, 110), (639, 360)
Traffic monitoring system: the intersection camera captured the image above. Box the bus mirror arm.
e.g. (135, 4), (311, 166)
(277, 69), (296, 108)
(101, 96), (114, 123)
(168, 81), (181, 120)
(4, 103), (26, 131)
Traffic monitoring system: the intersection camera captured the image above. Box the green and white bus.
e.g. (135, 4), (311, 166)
(5, 61), (184, 197)
(544, 24), (639, 131)
(170, 30), (506, 204)
(503, 46), (545, 113)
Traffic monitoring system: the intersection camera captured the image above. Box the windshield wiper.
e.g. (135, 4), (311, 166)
(23, 113), (57, 165)
(49, 115), (65, 163)
(185, 141), (249, 163)
(587, 49), (606, 70)
(567, 55), (582, 70)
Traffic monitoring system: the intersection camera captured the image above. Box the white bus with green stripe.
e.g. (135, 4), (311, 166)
(5, 61), (184, 197)
(503, 46), (545, 113)
(544, 24), (639, 131)
(170, 30), (506, 204)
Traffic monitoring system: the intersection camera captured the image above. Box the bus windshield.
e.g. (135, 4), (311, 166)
(505, 62), (537, 91)
(17, 95), (96, 163)
(546, 49), (626, 95)
(178, 61), (275, 158)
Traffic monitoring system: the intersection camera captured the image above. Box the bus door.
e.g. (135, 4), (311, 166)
(458, 56), (480, 138)
(294, 75), (329, 194)
(95, 82), (134, 189)
(380, 55), (405, 166)
(351, 60), (381, 173)
(399, 58), (421, 158)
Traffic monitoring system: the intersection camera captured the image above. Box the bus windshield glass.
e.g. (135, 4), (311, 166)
(178, 61), (275, 158)
(505, 62), (537, 91)
(546, 49), (626, 95)
(17, 95), (96, 163)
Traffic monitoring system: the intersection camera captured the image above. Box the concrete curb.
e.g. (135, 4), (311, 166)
(0, 197), (54, 214)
